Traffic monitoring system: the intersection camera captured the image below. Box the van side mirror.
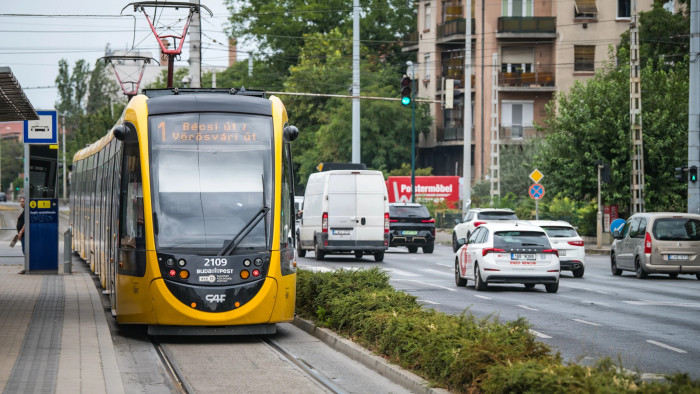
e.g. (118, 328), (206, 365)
(612, 229), (621, 239)
(454, 218), (461, 225)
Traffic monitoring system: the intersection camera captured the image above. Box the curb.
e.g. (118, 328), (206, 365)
(585, 248), (611, 256)
(292, 317), (450, 394)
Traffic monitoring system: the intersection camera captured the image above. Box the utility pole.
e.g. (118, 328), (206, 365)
(351, 0), (361, 163)
(62, 115), (66, 199)
(462, 0), (472, 215)
(630, 0), (645, 213)
(189, 0), (202, 88)
(689, 0), (700, 213)
(489, 53), (500, 205)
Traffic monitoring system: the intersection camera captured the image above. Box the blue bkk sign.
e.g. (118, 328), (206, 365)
(23, 110), (57, 144)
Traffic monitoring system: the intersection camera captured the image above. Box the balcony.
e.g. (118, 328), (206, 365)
(498, 126), (542, 143)
(497, 17), (556, 39)
(401, 30), (419, 53)
(497, 68), (556, 92)
(437, 126), (475, 143)
(437, 18), (476, 45)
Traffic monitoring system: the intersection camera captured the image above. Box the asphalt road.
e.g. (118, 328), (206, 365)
(296, 242), (700, 380)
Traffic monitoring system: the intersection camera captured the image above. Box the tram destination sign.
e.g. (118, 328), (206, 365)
(151, 115), (272, 146)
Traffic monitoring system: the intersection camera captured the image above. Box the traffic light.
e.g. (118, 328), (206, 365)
(675, 166), (688, 182)
(400, 75), (411, 106)
(601, 163), (611, 183)
(690, 166), (698, 182)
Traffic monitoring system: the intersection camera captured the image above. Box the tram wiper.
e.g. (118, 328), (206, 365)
(218, 207), (270, 256)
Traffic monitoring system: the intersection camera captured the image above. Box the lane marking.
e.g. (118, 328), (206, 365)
(623, 300), (700, 309)
(392, 279), (458, 292)
(517, 305), (539, 311)
(422, 268), (452, 276)
(566, 285), (609, 294)
(529, 329), (552, 339)
(474, 294), (492, 300)
(385, 268), (420, 277)
(646, 340), (687, 354)
(434, 263), (452, 268)
(580, 300), (611, 307)
(572, 318), (601, 326)
(418, 299), (440, 305)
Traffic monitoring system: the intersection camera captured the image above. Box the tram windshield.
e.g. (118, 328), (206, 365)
(149, 113), (273, 252)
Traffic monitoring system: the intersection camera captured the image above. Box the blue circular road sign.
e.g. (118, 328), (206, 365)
(610, 218), (625, 234)
(528, 183), (545, 200)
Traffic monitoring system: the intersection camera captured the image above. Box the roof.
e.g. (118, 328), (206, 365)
(0, 67), (39, 122)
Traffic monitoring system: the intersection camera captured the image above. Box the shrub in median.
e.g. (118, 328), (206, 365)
(295, 267), (700, 393)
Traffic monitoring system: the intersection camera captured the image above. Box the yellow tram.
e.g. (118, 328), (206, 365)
(70, 88), (299, 335)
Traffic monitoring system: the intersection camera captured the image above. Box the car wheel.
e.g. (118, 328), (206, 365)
(668, 273), (678, 279)
(635, 258), (648, 279)
(452, 232), (459, 253)
(455, 258), (467, 287)
(474, 263), (487, 291)
(374, 252), (384, 262)
(524, 283), (535, 289)
(610, 252), (622, 276)
(354, 251), (363, 259)
(297, 236), (306, 257)
(314, 240), (325, 261)
(545, 281), (559, 293)
(573, 266), (585, 278)
(422, 244), (434, 254)
(407, 246), (418, 253)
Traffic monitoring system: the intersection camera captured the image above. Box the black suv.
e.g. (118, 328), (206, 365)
(389, 203), (435, 253)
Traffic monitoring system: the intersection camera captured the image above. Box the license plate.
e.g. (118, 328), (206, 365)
(559, 250), (567, 257)
(511, 253), (536, 260)
(402, 230), (418, 235)
(332, 230), (350, 235)
(668, 254), (689, 260)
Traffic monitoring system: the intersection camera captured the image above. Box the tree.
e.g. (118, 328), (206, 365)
(536, 56), (689, 215)
(87, 60), (118, 113)
(1, 138), (24, 193)
(226, 0), (415, 76)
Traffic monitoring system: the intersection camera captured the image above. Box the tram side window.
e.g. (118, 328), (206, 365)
(120, 147), (145, 249)
(280, 141), (294, 249)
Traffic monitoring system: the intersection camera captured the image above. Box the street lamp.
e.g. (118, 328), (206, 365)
(406, 61), (416, 202)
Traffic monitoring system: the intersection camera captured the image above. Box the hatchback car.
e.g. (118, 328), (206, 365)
(454, 222), (560, 292)
(526, 220), (585, 278)
(610, 212), (700, 279)
(452, 208), (518, 252)
(389, 203), (435, 253)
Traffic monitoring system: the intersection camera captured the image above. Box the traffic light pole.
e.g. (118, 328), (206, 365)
(411, 68), (416, 203)
(689, 0), (699, 213)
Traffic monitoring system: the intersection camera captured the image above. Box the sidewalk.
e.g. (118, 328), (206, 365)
(0, 243), (123, 393)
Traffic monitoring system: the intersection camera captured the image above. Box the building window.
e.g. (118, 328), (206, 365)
(574, 0), (597, 19)
(501, 101), (533, 139)
(574, 45), (595, 72)
(617, 0), (631, 18)
(424, 53), (431, 81)
(424, 3), (432, 31)
(443, 1), (463, 23)
(502, 0), (533, 17)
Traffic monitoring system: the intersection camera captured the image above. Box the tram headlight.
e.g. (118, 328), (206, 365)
(178, 259), (187, 267)
(243, 259), (251, 267)
(254, 258), (263, 266)
(166, 258), (176, 267)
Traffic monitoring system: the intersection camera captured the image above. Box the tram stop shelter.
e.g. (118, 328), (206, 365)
(0, 67), (38, 122)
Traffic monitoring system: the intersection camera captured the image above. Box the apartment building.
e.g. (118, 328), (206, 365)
(404, 0), (656, 186)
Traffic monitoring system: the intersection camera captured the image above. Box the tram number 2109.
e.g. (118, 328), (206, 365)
(204, 258), (228, 267)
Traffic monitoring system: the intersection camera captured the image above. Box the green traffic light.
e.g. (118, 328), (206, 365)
(401, 96), (411, 106)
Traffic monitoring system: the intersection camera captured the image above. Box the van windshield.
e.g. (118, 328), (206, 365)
(652, 218), (700, 241)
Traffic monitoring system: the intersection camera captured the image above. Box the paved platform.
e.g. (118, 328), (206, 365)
(0, 243), (124, 393)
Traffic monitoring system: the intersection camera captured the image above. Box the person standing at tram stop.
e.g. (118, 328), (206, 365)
(17, 197), (26, 274)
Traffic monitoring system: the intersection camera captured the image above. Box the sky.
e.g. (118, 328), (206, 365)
(1, 0), (240, 111)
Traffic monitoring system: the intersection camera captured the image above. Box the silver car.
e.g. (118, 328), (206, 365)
(610, 212), (700, 279)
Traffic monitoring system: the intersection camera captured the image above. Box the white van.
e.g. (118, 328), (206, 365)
(297, 170), (389, 261)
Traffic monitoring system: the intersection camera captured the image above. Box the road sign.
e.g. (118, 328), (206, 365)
(529, 183), (545, 200)
(23, 110), (57, 144)
(610, 218), (625, 234)
(529, 169), (543, 183)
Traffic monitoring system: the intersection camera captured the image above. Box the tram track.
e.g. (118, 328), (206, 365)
(262, 336), (345, 394)
(151, 338), (195, 394)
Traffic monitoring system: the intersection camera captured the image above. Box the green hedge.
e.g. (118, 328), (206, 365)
(296, 268), (700, 393)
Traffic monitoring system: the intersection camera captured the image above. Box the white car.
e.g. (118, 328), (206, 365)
(452, 208), (518, 252)
(454, 222), (561, 293)
(526, 220), (585, 278)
